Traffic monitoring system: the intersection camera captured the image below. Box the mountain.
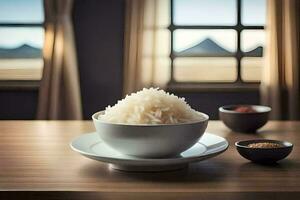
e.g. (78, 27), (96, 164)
(244, 46), (263, 57)
(0, 44), (42, 59)
(176, 38), (233, 57)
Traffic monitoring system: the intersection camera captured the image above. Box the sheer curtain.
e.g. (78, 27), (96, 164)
(123, 0), (170, 95)
(37, 0), (82, 119)
(261, 0), (300, 119)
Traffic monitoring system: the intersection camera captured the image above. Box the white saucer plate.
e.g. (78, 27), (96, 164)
(70, 132), (228, 172)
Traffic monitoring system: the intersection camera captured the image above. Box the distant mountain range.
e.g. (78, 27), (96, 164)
(0, 44), (42, 59)
(176, 38), (263, 57)
(0, 40), (263, 59)
(244, 46), (263, 57)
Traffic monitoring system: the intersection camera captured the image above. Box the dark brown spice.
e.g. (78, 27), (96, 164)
(247, 142), (283, 148)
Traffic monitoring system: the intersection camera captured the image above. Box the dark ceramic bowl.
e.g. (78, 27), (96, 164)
(219, 105), (271, 133)
(235, 139), (293, 163)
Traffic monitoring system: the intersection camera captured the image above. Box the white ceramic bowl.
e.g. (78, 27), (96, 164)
(92, 111), (209, 158)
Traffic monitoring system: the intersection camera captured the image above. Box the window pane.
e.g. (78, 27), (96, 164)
(0, 59), (43, 80)
(0, 28), (44, 80)
(0, 27), (44, 58)
(174, 30), (236, 56)
(241, 30), (265, 57)
(241, 57), (263, 82)
(242, 0), (266, 26)
(174, 57), (237, 82)
(0, 0), (44, 23)
(174, 0), (236, 25)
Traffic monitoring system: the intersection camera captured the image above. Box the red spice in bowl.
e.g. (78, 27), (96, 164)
(234, 106), (256, 113)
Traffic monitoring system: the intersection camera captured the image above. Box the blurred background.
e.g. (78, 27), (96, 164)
(0, 0), (299, 120)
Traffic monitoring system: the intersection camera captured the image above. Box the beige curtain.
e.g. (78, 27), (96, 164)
(37, 0), (82, 120)
(123, 0), (170, 95)
(261, 0), (300, 119)
(123, 0), (145, 94)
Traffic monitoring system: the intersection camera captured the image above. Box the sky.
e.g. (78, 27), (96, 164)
(0, 0), (266, 52)
(174, 0), (266, 26)
(0, 0), (43, 23)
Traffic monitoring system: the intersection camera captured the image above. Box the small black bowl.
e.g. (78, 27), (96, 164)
(235, 139), (293, 163)
(219, 105), (271, 133)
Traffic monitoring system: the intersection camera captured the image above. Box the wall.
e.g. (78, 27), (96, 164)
(0, 90), (38, 120)
(73, 0), (125, 119)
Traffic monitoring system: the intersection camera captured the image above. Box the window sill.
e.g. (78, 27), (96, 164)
(167, 82), (260, 93)
(0, 80), (40, 90)
(0, 60), (43, 90)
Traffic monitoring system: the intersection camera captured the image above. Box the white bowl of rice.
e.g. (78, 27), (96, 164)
(92, 88), (209, 158)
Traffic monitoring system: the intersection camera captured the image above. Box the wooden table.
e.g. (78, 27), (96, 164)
(0, 121), (299, 199)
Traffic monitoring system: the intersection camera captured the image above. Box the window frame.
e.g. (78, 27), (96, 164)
(168, 0), (264, 88)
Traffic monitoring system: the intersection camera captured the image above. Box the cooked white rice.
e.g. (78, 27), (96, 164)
(98, 88), (204, 125)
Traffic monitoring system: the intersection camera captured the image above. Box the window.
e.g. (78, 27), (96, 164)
(169, 0), (266, 86)
(0, 0), (44, 81)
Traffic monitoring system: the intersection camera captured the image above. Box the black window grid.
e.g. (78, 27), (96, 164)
(0, 23), (43, 27)
(168, 0), (264, 85)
